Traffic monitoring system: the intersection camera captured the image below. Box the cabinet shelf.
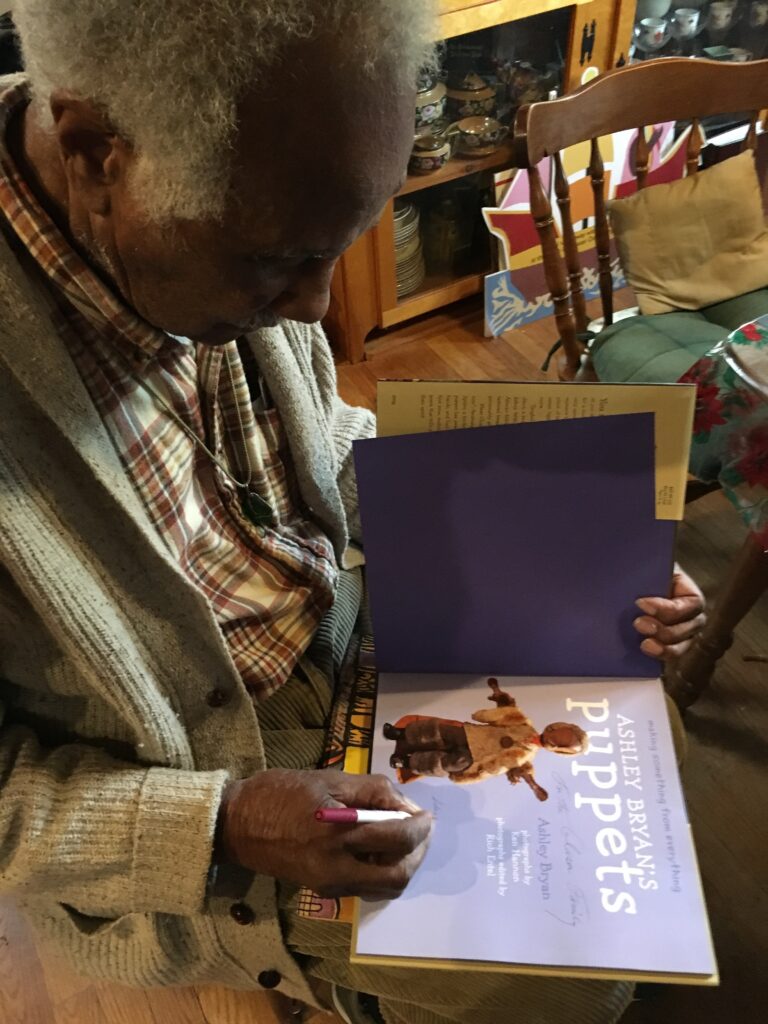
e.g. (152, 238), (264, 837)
(398, 140), (518, 196)
(439, 0), (593, 39)
(382, 269), (488, 327)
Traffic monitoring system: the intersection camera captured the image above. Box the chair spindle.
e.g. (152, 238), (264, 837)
(589, 138), (614, 329)
(553, 152), (588, 334)
(527, 165), (581, 377)
(634, 126), (650, 189)
(744, 111), (758, 152)
(686, 118), (702, 176)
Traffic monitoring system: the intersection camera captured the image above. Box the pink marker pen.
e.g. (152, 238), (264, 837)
(315, 807), (412, 824)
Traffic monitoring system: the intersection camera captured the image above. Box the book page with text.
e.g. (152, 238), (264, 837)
(377, 381), (695, 521)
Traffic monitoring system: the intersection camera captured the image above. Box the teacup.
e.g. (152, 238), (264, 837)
(637, 17), (668, 49)
(451, 116), (506, 156)
(708, 2), (734, 31)
(751, 0), (768, 27)
(409, 133), (452, 175)
(671, 7), (700, 38)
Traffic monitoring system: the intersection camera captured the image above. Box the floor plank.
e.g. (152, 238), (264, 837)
(0, 901), (57, 1024)
(94, 986), (158, 1024)
(195, 984), (333, 1024)
(195, 985), (286, 1024)
(143, 985), (210, 1024)
(53, 989), (106, 1024)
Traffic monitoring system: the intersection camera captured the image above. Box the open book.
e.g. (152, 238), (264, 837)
(348, 382), (716, 985)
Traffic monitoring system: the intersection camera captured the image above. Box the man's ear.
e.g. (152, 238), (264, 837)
(49, 90), (133, 216)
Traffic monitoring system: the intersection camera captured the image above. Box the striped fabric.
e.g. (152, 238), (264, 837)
(0, 79), (337, 701)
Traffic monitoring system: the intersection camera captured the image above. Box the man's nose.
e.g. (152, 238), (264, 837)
(268, 258), (338, 324)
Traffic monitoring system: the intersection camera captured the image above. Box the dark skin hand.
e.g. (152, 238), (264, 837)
(634, 565), (706, 660)
(216, 769), (432, 901)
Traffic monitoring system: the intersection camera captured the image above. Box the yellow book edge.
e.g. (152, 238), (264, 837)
(347, 940), (719, 987)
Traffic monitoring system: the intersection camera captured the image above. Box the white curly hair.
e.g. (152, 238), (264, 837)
(14, 1), (437, 222)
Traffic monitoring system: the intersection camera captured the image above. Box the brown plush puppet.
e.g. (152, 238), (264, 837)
(383, 678), (588, 802)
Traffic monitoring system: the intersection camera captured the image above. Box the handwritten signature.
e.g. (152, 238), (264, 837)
(550, 771), (571, 816)
(545, 886), (590, 928)
(561, 826), (583, 872)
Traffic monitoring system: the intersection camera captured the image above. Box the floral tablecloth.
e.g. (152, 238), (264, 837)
(679, 317), (768, 551)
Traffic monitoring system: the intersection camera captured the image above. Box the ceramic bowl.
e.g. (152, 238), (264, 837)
(452, 116), (506, 157)
(636, 0), (671, 18)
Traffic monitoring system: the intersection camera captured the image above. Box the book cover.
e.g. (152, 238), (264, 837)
(354, 413), (675, 677)
(353, 673), (717, 983)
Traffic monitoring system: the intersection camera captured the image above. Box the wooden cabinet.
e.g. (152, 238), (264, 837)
(326, 0), (636, 363)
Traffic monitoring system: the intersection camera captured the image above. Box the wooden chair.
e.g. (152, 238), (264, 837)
(512, 58), (768, 709)
(512, 57), (768, 381)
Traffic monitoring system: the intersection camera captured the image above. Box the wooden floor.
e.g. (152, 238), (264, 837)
(2, 298), (767, 1024)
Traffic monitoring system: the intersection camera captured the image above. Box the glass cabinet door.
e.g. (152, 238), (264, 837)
(630, 1), (768, 61)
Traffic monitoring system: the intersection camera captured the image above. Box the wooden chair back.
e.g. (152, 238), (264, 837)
(512, 58), (768, 379)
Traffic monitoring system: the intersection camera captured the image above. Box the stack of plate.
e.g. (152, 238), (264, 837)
(394, 201), (426, 298)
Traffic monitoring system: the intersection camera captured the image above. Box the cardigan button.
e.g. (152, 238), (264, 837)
(206, 688), (230, 708)
(229, 902), (255, 925)
(257, 969), (282, 989)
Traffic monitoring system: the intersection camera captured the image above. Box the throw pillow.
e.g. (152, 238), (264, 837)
(608, 150), (768, 315)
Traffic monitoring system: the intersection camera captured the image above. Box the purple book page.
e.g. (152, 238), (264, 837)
(354, 674), (716, 979)
(353, 414), (674, 678)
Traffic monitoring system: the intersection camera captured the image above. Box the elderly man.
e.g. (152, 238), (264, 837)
(0, 3), (705, 1023)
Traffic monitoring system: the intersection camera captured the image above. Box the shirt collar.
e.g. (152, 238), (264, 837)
(0, 75), (172, 364)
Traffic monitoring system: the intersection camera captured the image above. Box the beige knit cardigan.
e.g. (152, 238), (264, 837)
(0, 228), (374, 1001)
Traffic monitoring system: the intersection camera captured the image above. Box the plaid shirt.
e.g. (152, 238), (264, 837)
(0, 80), (337, 701)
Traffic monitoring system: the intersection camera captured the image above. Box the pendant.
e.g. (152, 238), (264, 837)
(240, 488), (274, 528)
